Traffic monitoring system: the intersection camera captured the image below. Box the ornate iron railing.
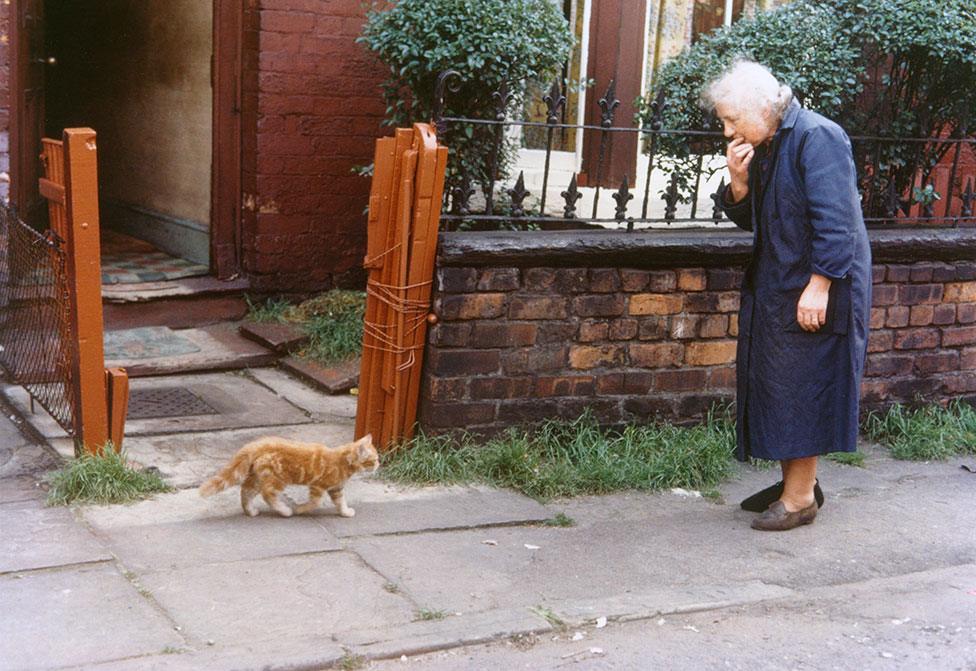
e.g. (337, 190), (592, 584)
(432, 72), (976, 232)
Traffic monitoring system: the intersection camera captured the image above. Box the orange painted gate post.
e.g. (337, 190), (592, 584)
(43, 128), (129, 454)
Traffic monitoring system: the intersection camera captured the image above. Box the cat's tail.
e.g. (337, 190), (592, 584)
(199, 449), (252, 497)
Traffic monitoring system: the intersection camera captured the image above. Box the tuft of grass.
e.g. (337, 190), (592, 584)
(826, 451), (866, 467)
(383, 582), (400, 594)
(543, 512), (576, 527)
(245, 290), (366, 365)
(336, 654), (366, 671)
(414, 608), (448, 621)
(46, 447), (172, 506)
(863, 400), (976, 461)
(382, 408), (737, 502)
(530, 605), (565, 628)
(244, 294), (292, 323)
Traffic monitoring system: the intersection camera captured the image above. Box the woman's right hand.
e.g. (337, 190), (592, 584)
(726, 138), (754, 202)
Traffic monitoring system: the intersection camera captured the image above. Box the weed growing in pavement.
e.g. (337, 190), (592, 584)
(826, 450), (867, 467)
(863, 400), (976, 461)
(46, 447), (172, 505)
(543, 512), (576, 527)
(530, 605), (565, 628)
(381, 408), (737, 501)
(244, 290), (366, 365)
(336, 654), (366, 671)
(383, 582), (400, 594)
(414, 608), (448, 621)
(243, 294), (291, 323)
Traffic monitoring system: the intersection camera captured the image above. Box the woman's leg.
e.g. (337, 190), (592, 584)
(779, 456), (818, 512)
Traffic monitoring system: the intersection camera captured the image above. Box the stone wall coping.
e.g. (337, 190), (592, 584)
(437, 227), (976, 269)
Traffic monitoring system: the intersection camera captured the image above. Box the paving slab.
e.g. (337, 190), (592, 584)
(0, 409), (34, 449)
(82, 489), (341, 573)
(247, 366), (359, 420)
(75, 637), (347, 671)
(138, 552), (416, 648)
(239, 320), (308, 353)
(0, 501), (112, 573)
(122, 372), (313, 436)
(549, 580), (795, 625)
(280, 355), (360, 395)
(0, 441), (60, 479)
(0, 476), (49, 505)
(2, 383), (70, 441)
(349, 463), (976, 617)
(0, 563), (184, 671)
(311, 482), (553, 538)
(105, 323), (276, 377)
(76, 422), (357, 489)
(343, 607), (553, 660)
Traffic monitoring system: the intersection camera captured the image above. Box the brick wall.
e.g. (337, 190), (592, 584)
(242, 0), (388, 291)
(419, 258), (976, 434)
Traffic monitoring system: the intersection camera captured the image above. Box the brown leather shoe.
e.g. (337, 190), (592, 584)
(750, 500), (818, 531)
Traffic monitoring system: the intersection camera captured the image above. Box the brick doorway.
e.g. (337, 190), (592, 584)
(10, 0), (242, 280)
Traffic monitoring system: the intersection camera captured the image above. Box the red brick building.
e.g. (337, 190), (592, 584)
(4, 0), (388, 292)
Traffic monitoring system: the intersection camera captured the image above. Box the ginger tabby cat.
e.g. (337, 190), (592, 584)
(199, 434), (378, 518)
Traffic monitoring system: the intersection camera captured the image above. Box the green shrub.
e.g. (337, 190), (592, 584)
(636, 0), (976, 209)
(359, 0), (573, 194)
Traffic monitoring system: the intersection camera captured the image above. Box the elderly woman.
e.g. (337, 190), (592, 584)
(704, 60), (871, 531)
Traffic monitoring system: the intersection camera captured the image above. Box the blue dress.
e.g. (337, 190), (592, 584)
(722, 99), (872, 462)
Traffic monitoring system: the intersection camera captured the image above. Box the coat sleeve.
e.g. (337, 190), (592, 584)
(720, 183), (753, 231)
(799, 123), (859, 279)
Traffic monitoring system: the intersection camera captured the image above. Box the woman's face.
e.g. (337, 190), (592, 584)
(714, 102), (776, 146)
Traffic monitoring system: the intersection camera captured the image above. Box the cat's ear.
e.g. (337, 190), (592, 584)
(358, 433), (373, 447)
(357, 442), (373, 461)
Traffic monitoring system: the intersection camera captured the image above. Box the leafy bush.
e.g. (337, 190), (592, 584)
(636, 0), (976, 211)
(359, 0), (573, 195)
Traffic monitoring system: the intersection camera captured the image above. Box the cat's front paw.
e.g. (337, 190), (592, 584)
(339, 507), (356, 518)
(243, 505), (260, 517)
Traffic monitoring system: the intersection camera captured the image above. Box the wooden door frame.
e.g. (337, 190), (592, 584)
(212, 0), (243, 279)
(9, 0), (244, 278)
(9, 0), (39, 217)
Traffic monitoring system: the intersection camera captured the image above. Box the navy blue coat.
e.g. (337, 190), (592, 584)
(722, 100), (871, 462)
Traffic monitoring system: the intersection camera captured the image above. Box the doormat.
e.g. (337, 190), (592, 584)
(127, 387), (218, 420)
(104, 327), (201, 361)
(101, 251), (209, 284)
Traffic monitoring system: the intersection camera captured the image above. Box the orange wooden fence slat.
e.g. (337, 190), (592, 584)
(355, 136), (397, 441)
(381, 147), (418, 449)
(358, 129), (414, 446)
(399, 125), (448, 442)
(356, 124), (447, 451)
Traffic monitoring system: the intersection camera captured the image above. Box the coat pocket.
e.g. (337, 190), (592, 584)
(782, 277), (850, 335)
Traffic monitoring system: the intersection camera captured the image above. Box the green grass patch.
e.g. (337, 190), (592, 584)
(245, 290), (366, 365)
(414, 608), (448, 621)
(382, 409), (736, 501)
(46, 447), (172, 506)
(825, 450), (866, 467)
(336, 654), (366, 671)
(863, 400), (976, 461)
(542, 512), (576, 527)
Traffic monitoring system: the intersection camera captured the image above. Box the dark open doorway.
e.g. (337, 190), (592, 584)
(10, 0), (242, 282)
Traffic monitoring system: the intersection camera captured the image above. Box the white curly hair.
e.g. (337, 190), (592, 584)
(702, 59), (793, 126)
